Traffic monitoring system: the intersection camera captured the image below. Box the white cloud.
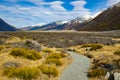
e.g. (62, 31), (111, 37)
(106, 0), (120, 7)
(18, 7), (31, 10)
(71, 0), (87, 11)
(49, 1), (66, 11)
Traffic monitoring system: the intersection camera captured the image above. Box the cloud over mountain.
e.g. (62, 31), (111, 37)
(0, 0), (120, 28)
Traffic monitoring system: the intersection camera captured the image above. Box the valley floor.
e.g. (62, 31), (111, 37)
(0, 31), (120, 80)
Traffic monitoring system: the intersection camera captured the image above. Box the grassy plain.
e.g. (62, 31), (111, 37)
(0, 31), (120, 80)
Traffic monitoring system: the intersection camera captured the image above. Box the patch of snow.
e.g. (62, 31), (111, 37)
(32, 23), (46, 26)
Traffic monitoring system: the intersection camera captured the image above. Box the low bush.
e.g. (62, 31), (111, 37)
(87, 68), (106, 78)
(24, 39), (41, 51)
(3, 67), (40, 80)
(12, 39), (41, 51)
(10, 48), (42, 60)
(45, 58), (62, 66)
(43, 48), (53, 53)
(81, 44), (102, 51)
(40, 65), (58, 77)
(113, 50), (120, 56)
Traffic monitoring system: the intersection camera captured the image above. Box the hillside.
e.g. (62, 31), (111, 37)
(0, 18), (18, 31)
(75, 2), (120, 31)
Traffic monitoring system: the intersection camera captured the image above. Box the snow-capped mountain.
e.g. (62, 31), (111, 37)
(22, 20), (69, 30)
(70, 15), (92, 23)
(22, 16), (92, 31)
(67, 2), (120, 31)
(63, 16), (93, 30)
(54, 20), (69, 25)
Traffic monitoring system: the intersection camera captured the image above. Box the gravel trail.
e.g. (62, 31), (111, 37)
(60, 51), (90, 80)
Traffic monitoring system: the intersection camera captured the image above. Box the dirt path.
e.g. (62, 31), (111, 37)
(60, 51), (90, 80)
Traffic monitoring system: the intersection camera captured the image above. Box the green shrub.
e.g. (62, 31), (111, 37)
(81, 44), (102, 51)
(88, 68), (106, 78)
(40, 65), (58, 77)
(3, 67), (40, 80)
(45, 58), (62, 66)
(43, 48), (53, 53)
(10, 48), (42, 60)
(114, 50), (120, 56)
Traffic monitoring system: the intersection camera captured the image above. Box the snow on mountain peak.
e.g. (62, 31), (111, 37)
(32, 23), (46, 27)
(55, 20), (69, 25)
(71, 15), (93, 23)
(92, 11), (102, 18)
(83, 15), (93, 20)
(115, 2), (120, 7)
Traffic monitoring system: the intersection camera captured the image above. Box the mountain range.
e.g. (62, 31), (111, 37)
(22, 16), (92, 31)
(21, 20), (69, 31)
(0, 2), (120, 31)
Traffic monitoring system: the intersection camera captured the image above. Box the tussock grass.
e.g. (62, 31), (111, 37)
(10, 48), (42, 60)
(114, 50), (120, 56)
(43, 48), (54, 53)
(45, 58), (62, 66)
(39, 65), (59, 77)
(88, 68), (106, 78)
(3, 67), (39, 80)
(81, 44), (102, 51)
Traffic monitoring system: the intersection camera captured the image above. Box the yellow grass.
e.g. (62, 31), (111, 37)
(0, 44), (72, 80)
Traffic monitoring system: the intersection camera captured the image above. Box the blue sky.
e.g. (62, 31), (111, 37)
(0, 0), (120, 28)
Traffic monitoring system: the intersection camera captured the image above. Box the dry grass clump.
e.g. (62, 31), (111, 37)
(81, 44), (102, 51)
(3, 67), (40, 80)
(113, 50), (120, 56)
(42, 48), (54, 53)
(0, 46), (4, 51)
(10, 48), (42, 60)
(88, 68), (106, 78)
(39, 65), (59, 77)
(46, 53), (62, 59)
(45, 53), (63, 66)
(45, 58), (62, 66)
